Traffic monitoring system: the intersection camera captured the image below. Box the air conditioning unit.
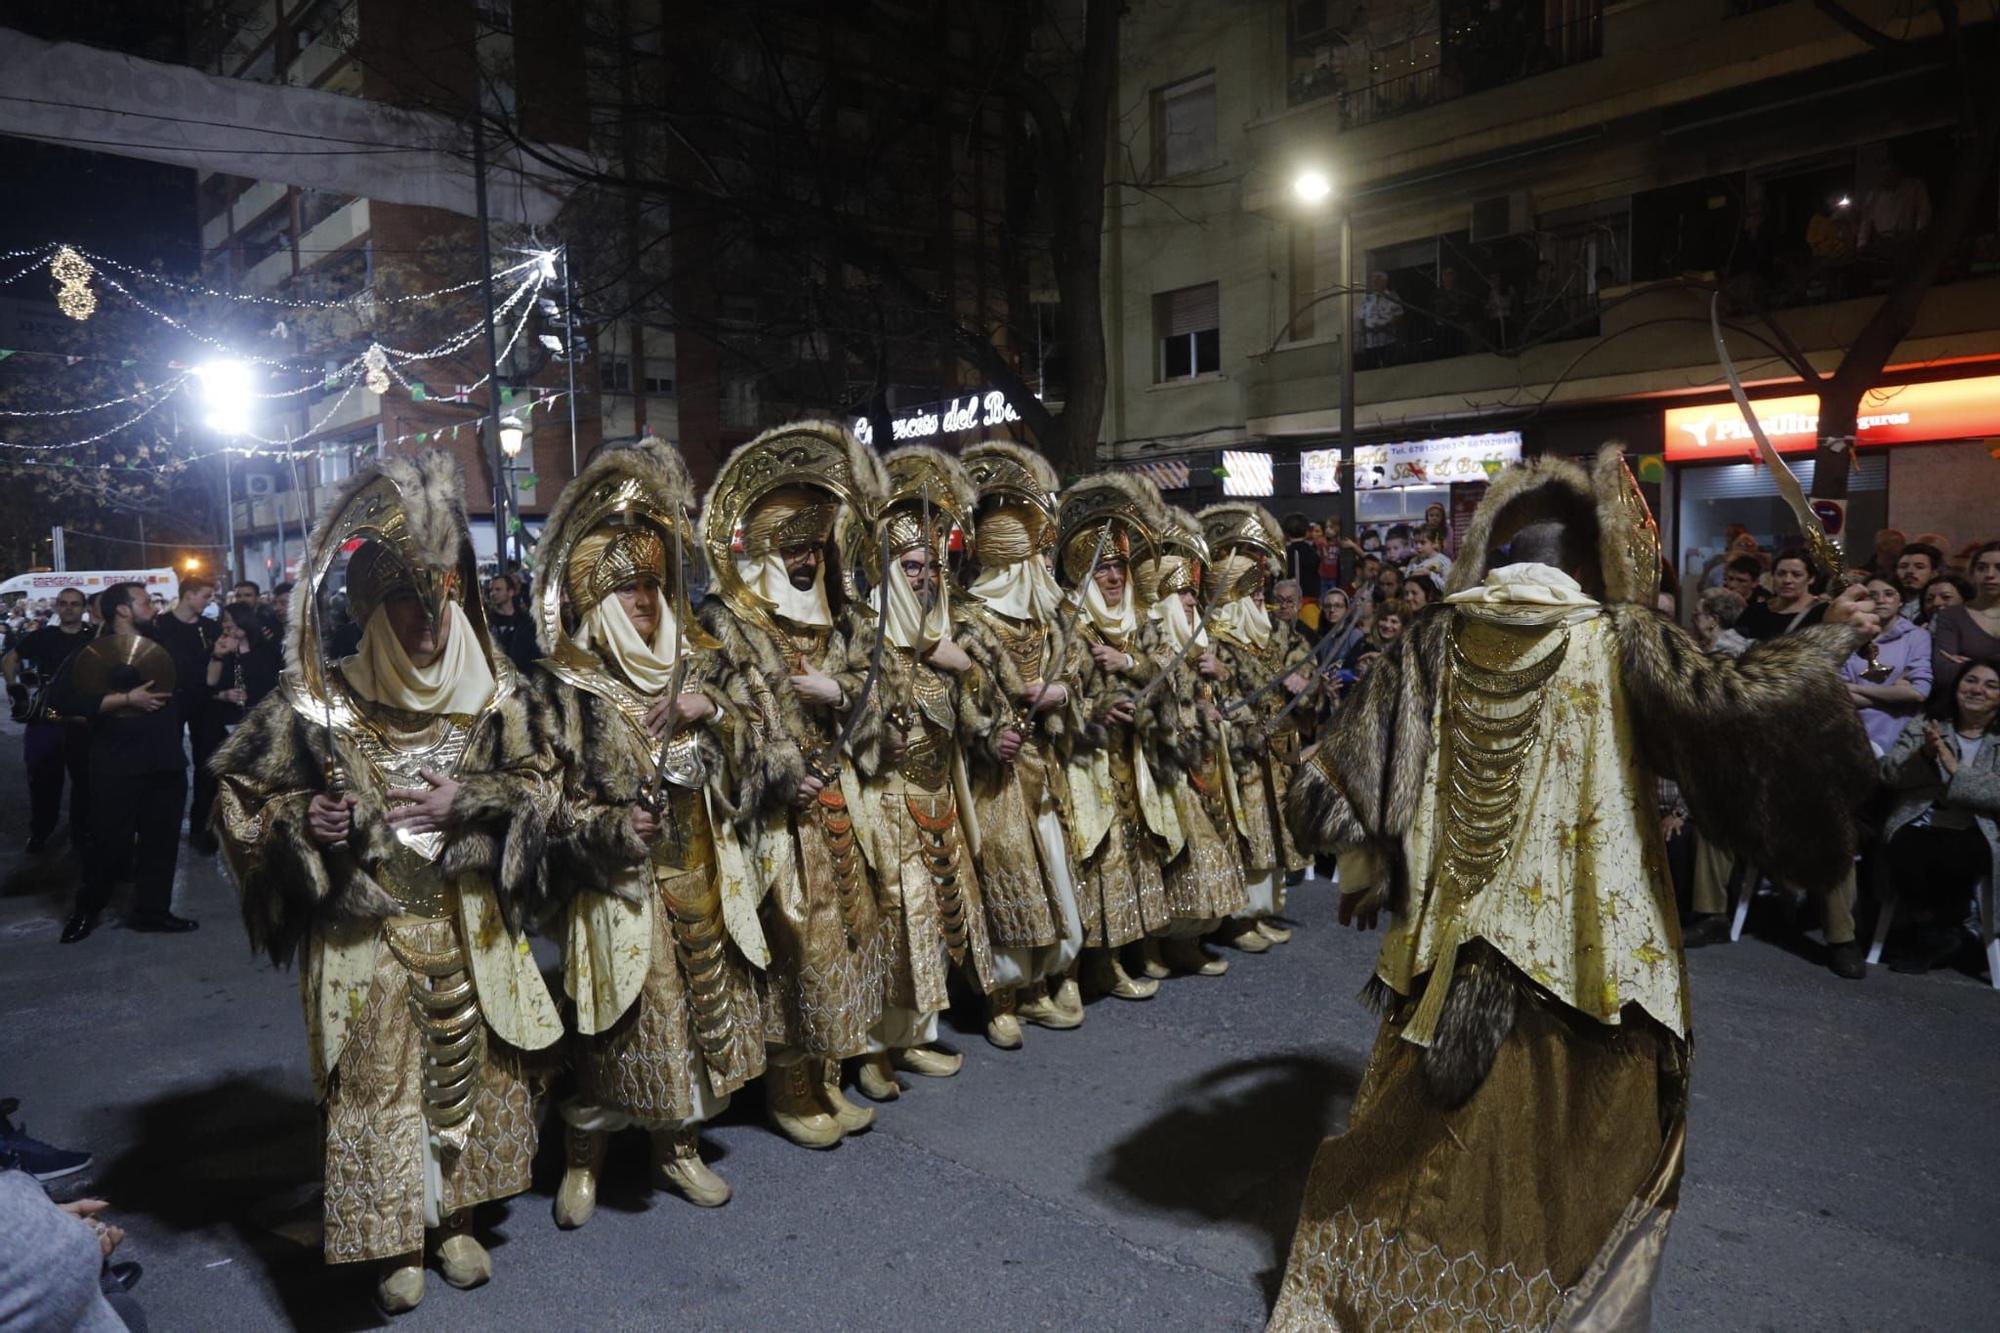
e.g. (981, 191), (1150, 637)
(1470, 191), (1532, 243)
(244, 473), (276, 497)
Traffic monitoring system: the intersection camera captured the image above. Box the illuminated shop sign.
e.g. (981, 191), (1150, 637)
(852, 389), (1022, 446)
(1300, 447), (1343, 494)
(1353, 431), (1522, 489)
(1662, 374), (2000, 462)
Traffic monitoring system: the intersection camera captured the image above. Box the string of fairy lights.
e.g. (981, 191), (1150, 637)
(0, 241), (571, 481)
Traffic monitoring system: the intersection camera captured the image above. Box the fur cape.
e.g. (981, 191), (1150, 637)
(693, 598), (878, 824)
(1291, 445), (1875, 1104)
(210, 676), (560, 968)
(953, 599), (1103, 772)
(530, 663), (738, 899)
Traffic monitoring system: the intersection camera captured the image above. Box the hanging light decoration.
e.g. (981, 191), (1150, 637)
(50, 245), (96, 321)
(363, 343), (390, 395)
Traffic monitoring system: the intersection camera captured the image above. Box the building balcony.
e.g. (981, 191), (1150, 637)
(201, 177), (287, 253)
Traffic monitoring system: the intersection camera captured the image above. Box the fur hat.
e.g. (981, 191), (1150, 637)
(1443, 443), (1660, 605)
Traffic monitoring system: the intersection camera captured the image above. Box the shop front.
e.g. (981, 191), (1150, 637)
(1662, 373), (2000, 590)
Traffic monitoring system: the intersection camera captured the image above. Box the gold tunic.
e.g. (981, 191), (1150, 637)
(1069, 627), (1172, 947)
(958, 608), (1075, 949)
(556, 663), (768, 1126)
(854, 648), (997, 1013)
(756, 619), (886, 1057)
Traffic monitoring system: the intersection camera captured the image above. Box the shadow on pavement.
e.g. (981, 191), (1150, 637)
(90, 1072), (400, 1331)
(1090, 1053), (1357, 1306)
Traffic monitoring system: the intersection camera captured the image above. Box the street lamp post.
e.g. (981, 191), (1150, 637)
(498, 413), (525, 570)
(1293, 169), (1356, 546)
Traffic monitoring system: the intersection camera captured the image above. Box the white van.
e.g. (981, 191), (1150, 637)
(0, 567), (179, 606)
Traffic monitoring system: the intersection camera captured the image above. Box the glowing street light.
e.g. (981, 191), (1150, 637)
(182, 555), (201, 573)
(196, 359), (254, 435)
(1293, 169), (1333, 205)
(499, 413), (526, 459)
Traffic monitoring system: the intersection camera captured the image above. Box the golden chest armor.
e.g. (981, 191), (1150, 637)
(988, 614), (1048, 686)
(346, 703), (481, 868)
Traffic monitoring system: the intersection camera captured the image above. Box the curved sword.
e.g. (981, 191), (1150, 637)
(1025, 515), (1113, 713)
(813, 519), (893, 782)
(1710, 295), (1886, 677)
(648, 508), (694, 809)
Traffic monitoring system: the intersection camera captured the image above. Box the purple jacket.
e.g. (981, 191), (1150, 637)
(1842, 617), (1933, 753)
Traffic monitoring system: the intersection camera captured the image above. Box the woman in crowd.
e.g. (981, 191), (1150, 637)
(1342, 605), (1401, 673)
(1842, 576), (1931, 756)
(1921, 572), (1971, 625)
(1400, 573), (1442, 618)
(1931, 542), (2000, 699)
(1313, 586), (1365, 663)
(1692, 588), (1751, 656)
(1875, 658), (2000, 973)
(1735, 548), (1826, 640)
(204, 602), (283, 720)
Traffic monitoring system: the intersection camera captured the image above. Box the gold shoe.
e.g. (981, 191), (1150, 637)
(894, 1045), (964, 1078)
(554, 1124), (605, 1230)
(766, 1062), (843, 1149)
(1163, 937), (1229, 977)
(1134, 938), (1172, 980)
(1105, 954), (1159, 1001)
(817, 1057), (877, 1133)
(856, 1052), (901, 1101)
(1257, 919), (1293, 944)
(376, 1254), (425, 1313)
(1224, 924), (1271, 954)
(653, 1128), (731, 1207)
(1055, 976), (1086, 1020)
(433, 1212), (491, 1290)
(985, 991), (1024, 1049)
(1017, 985), (1081, 1031)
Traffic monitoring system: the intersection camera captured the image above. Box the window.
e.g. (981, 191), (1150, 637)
(1154, 282), (1220, 382)
(721, 377), (760, 429)
(600, 356), (632, 393)
(642, 361), (676, 396)
(1151, 74), (1217, 178)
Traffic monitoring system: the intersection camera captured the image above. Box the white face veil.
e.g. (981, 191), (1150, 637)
(1081, 567), (1138, 638)
(574, 592), (681, 693)
(872, 549), (945, 651)
(341, 601), (496, 715)
(741, 554), (832, 627)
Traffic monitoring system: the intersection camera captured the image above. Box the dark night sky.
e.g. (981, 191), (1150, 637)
(0, 2), (200, 276)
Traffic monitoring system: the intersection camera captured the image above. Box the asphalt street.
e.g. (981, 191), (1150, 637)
(2, 711), (1996, 1331)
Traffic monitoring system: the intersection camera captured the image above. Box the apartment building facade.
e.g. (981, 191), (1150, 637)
(194, 0), (592, 586)
(1107, 0), (2000, 587)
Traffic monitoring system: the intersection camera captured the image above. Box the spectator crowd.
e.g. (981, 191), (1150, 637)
(1265, 508), (2000, 985)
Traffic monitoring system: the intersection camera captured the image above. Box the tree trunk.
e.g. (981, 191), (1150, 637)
(1046, 0), (1119, 481)
(1810, 8), (1997, 502)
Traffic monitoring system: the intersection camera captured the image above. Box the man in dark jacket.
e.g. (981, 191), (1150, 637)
(53, 582), (198, 943)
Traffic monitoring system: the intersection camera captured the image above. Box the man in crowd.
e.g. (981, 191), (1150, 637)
(1272, 578), (1314, 656)
(150, 576), (220, 851)
(484, 571), (540, 674)
(1896, 542), (1944, 621)
(1722, 553), (1767, 608)
(3, 587), (93, 855)
(230, 580), (261, 606)
(53, 582), (197, 943)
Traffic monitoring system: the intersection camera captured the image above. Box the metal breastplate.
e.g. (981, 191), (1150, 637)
(892, 652), (954, 791)
(347, 704), (480, 865)
(778, 622), (837, 745)
(989, 615), (1047, 687)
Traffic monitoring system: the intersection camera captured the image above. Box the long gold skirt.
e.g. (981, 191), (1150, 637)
(1269, 994), (1685, 1331)
(575, 867), (766, 1126)
(760, 788), (886, 1059)
(321, 917), (546, 1265)
(1163, 769), (1249, 923)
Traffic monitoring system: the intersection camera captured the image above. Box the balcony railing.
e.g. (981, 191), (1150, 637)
(1323, 7), (1604, 128)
